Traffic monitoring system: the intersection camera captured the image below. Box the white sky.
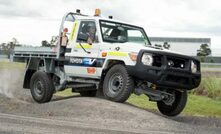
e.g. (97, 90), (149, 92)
(0, 0), (221, 48)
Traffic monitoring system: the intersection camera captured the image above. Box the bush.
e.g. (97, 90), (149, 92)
(192, 76), (221, 100)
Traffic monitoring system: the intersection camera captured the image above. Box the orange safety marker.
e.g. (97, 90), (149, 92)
(87, 67), (96, 74)
(102, 52), (107, 57)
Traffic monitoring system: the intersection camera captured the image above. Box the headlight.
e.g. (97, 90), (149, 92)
(142, 53), (153, 66)
(191, 61), (197, 73)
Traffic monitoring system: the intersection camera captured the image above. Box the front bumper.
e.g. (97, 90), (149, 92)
(127, 50), (201, 90)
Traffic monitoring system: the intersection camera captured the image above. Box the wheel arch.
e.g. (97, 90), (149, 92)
(99, 59), (125, 89)
(102, 64), (134, 102)
(23, 58), (55, 89)
(23, 58), (41, 89)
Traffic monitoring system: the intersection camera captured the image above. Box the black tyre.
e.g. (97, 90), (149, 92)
(157, 90), (187, 116)
(103, 64), (134, 102)
(30, 71), (55, 103)
(79, 90), (97, 97)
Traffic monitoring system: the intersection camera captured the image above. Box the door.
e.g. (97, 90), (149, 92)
(65, 20), (101, 78)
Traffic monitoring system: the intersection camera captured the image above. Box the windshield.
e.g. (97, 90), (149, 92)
(100, 20), (151, 45)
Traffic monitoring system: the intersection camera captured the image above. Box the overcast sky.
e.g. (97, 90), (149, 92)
(0, 0), (221, 48)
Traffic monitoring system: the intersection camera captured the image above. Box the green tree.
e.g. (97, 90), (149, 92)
(0, 43), (7, 50)
(12, 37), (19, 45)
(197, 44), (211, 62)
(197, 44), (211, 56)
(0, 38), (21, 57)
(41, 40), (50, 47)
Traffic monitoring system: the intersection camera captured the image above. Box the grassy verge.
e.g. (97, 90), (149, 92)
(127, 94), (221, 118)
(55, 89), (76, 97)
(201, 64), (221, 68)
(192, 77), (221, 101)
(0, 61), (25, 69)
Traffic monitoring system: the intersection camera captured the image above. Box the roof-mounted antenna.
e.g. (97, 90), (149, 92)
(76, 9), (81, 14)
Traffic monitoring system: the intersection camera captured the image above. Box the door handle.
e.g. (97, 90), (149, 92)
(115, 47), (120, 51)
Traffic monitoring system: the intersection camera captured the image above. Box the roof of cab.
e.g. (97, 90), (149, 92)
(74, 13), (136, 27)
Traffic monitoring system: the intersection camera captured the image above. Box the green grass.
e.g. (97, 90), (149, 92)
(127, 94), (156, 110)
(55, 88), (76, 97)
(127, 94), (221, 118)
(0, 61), (25, 69)
(201, 64), (221, 68)
(193, 77), (221, 101)
(184, 95), (221, 117)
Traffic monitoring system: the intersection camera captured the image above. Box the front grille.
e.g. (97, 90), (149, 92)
(167, 57), (187, 69)
(152, 54), (163, 67)
(152, 54), (189, 70)
(165, 75), (189, 85)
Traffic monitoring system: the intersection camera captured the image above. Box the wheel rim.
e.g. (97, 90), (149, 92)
(34, 79), (44, 97)
(108, 73), (123, 96)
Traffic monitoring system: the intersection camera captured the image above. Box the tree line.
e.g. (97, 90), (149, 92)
(0, 38), (21, 57)
(0, 37), (212, 62)
(154, 42), (211, 62)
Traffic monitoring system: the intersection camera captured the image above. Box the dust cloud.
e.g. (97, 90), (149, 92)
(0, 68), (25, 99)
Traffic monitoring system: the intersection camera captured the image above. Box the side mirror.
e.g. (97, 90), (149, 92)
(77, 33), (89, 42)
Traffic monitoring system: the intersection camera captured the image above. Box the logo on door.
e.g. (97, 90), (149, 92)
(83, 58), (96, 66)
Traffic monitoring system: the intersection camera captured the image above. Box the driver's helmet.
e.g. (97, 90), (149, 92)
(87, 22), (96, 36)
(88, 22), (96, 30)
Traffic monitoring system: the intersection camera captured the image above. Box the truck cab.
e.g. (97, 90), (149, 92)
(13, 9), (201, 117)
(60, 11), (150, 79)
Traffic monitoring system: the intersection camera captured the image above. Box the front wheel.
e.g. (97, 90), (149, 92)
(157, 90), (187, 116)
(30, 71), (55, 103)
(103, 64), (134, 103)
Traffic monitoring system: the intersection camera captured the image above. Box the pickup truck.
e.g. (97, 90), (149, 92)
(13, 9), (201, 116)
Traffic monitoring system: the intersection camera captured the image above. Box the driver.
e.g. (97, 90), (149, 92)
(86, 22), (97, 45)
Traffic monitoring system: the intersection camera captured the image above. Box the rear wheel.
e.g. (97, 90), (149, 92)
(157, 90), (187, 116)
(103, 64), (134, 102)
(30, 71), (54, 103)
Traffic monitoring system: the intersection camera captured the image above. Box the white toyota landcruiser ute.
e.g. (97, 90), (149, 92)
(13, 9), (201, 116)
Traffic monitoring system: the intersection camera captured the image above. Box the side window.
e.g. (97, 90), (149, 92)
(77, 21), (98, 43)
(128, 30), (145, 44)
